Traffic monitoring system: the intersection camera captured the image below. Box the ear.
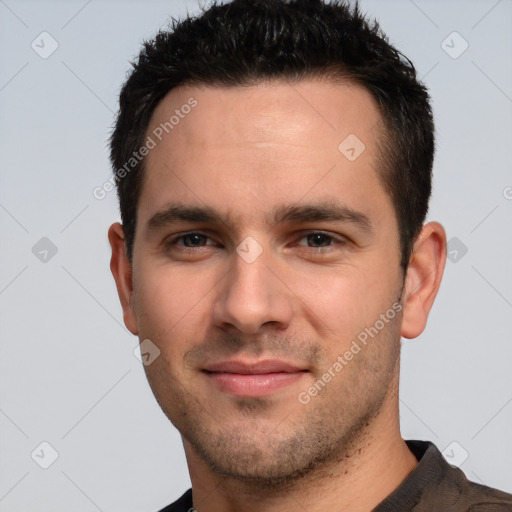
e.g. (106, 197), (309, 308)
(108, 222), (139, 335)
(401, 221), (447, 339)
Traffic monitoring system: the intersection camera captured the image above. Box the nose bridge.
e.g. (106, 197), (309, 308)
(232, 250), (272, 302)
(213, 246), (292, 333)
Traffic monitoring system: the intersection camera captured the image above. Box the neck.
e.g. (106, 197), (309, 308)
(183, 385), (417, 512)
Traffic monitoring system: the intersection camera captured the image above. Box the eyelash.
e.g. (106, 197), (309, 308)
(164, 231), (346, 253)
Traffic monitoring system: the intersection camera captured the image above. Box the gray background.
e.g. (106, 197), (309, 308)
(0, 0), (511, 510)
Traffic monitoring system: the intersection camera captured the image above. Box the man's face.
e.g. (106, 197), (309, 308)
(126, 79), (405, 482)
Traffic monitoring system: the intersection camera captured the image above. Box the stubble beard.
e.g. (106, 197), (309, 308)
(181, 390), (389, 492)
(148, 334), (401, 492)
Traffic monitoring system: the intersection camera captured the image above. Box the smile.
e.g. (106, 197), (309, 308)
(202, 359), (308, 397)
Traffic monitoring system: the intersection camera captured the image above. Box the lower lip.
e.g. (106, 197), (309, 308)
(204, 371), (305, 397)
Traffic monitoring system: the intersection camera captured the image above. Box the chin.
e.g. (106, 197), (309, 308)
(181, 416), (353, 489)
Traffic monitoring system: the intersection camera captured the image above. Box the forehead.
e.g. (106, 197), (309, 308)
(138, 78), (390, 229)
(147, 78), (382, 153)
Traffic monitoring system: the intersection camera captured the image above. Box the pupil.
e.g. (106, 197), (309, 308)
(309, 234), (329, 247)
(186, 234), (203, 246)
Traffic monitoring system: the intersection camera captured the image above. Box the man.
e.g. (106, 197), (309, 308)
(107, 1), (512, 511)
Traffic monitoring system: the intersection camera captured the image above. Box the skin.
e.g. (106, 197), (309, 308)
(109, 78), (447, 512)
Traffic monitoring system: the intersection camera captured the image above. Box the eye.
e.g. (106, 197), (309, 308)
(164, 232), (218, 251)
(178, 233), (211, 247)
(296, 231), (345, 249)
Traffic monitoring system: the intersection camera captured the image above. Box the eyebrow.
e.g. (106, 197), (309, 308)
(146, 205), (222, 231)
(272, 202), (373, 234)
(146, 201), (374, 235)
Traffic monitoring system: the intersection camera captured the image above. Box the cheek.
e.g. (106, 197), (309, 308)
(292, 261), (400, 340)
(133, 266), (215, 347)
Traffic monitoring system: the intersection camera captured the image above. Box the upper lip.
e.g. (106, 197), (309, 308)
(202, 359), (306, 374)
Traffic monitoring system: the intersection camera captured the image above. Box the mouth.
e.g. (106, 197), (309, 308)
(202, 359), (309, 397)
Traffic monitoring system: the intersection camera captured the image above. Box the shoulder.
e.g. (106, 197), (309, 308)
(409, 440), (512, 512)
(456, 480), (512, 511)
(375, 440), (512, 512)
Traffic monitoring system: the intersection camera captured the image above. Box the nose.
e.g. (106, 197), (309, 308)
(212, 248), (293, 334)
